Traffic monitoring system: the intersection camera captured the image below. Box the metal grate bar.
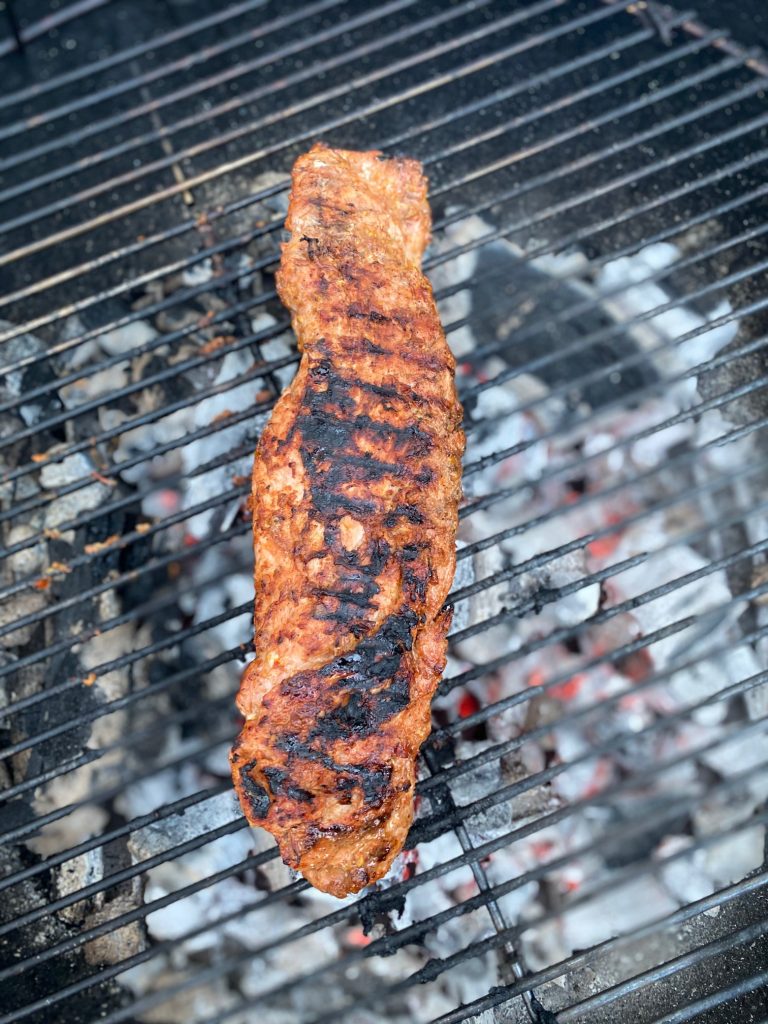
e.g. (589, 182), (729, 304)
(0, 731), (231, 847)
(442, 567), (767, 708)
(429, 870), (768, 1024)
(0, 563), (251, 702)
(2, 111), (758, 393)
(4, 571), (764, 865)
(462, 366), (768, 519)
(0, 0), (580, 251)
(1, 0), (445, 200)
(86, 755), (768, 1024)
(3, 155), (765, 510)
(5, 74), (767, 483)
(0, 0), (113, 59)
(648, 970), (768, 1024)
(3, 415), (761, 729)
(6, 789), (766, 1010)
(0, 35), (749, 375)
(4, 585), (766, 934)
(0, 0), (277, 109)
(2, 7), (767, 1022)
(1, 501), (761, 832)
(5, 574), (766, 867)
(180, 846), (768, 1024)
(6, 740), (764, 1024)
(6, 712), (757, 971)
(307, 889), (768, 1024)
(3, 583), (764, 867)
(1, 406), (764, 740)
(0, 19), (739, 361)
(0, 786), (227, 891)
(0, 0), (345, 150)
(556, 920), (768, 1021)
(1, 186), (764, 581)
(0, 13), (707, 346)
(2, 253), (764, 586)
(429, 636), (768, 794)
(0, 10), (676, 343)
(4, 399), (765, 753)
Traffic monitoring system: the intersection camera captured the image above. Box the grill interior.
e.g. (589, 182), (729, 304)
(1, 1), (768, 1022)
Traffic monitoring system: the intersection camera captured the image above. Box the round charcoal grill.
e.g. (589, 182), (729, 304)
(1, 1), (768, 1022)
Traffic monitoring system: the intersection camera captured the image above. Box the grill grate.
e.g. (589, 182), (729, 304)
(1, 1), (768, 1022)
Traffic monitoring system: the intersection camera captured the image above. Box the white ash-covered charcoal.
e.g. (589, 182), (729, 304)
(0, 324), (65, 429)
(606, 518), (735, 667)
(596, 243), (738, 395)
(60, 360), (131, 411)
(556, 873), (678, 964)
(39, 447), (112, 532)
(430, 210), (484, 360)
(96, 316), (158, 357)
(550, 726), (616, 806)
(697, 824), (767, 891)
(179, 346), (265, 538)
(463, 384), (547, 502)
(126, 966), (250, 1024)
(443, 218), (658, 411)
(695, 725), (768, 806)
(250, 311), (298, 390)
(181, 258), (215, 288)
(656, 834), (718, 906)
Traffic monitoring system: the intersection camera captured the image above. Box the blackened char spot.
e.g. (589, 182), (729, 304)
(277, 735), (393, 807)
(401, 544), (422, 561)
(278, 610), (419, 699)
(312, 491), (377, 518)
(353, 379), (407, 400)
(239, 762), (270, 819)
(301, 404), (431, 453)
(347, 302), (391, 324)
(384, 504), (424, 527)
(311, 672), (410, 742)
(276, 737), (393, 806)
(313, 611), (370, 638)
(323, 453), (405, 486)
(355, 765), (393, 805)
(404, 569), (428, 601)
(301, 235), (322, 260)
(263, 766), (313, 803)
(312, 587), (375, 609)
(360, 337), (389, 355)
(326, 609), (420, 687)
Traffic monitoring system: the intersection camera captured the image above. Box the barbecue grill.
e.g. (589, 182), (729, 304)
(1, 1), (768, 1021)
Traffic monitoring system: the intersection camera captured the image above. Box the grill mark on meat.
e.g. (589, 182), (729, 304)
(277, 734), (394, 808)
(311, 492), (378, 518)
(338, 335), (447, 371)
(312, 587), (376, 609)
(311, 673), (411, 742)
(278, 609), (419, 688)
(311, 537), (392, 629)
(295, 356), (435, 633)
(384, 504), (425, 526)
(347, 301), (409, 327)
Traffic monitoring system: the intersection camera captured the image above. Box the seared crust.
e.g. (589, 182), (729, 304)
(230, 144), (464, 897)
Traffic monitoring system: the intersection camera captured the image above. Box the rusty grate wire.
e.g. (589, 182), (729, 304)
(1, 1), (768, 1022)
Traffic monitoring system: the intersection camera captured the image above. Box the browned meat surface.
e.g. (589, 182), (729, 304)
(230, 143), (465, 897)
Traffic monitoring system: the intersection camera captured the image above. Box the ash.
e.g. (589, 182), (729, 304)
(2, 198), (766, 1024)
